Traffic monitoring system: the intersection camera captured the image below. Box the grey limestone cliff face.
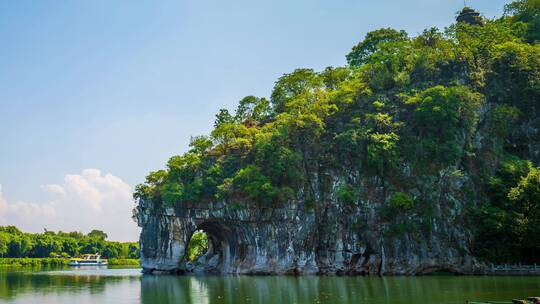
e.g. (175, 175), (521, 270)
(134, 169), (485, 275)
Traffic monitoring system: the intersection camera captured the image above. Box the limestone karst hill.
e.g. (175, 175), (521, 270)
(134, 1), (540, 274)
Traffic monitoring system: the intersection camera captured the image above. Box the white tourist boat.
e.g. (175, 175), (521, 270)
(68, 253), (108, 266)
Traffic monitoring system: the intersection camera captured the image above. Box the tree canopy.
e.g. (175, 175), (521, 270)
(0, 226), (139, 259)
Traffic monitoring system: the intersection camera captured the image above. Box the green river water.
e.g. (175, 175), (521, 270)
(0, 267), (539, 304)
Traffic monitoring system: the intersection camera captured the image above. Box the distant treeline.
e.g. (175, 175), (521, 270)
(0, 226), (139, 259)
(0, 257), (140, 266)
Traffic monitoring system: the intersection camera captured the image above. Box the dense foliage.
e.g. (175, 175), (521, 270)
(185, 231), (209, 262)
(135, 1), (540, 263)
(0, 226), (139, 259)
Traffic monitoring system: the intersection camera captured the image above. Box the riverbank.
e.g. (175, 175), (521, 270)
(489, 264), (540, 276)
(0, 258), (140, 267)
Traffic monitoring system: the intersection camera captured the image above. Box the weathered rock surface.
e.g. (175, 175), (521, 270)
(135, 169), (485, 275)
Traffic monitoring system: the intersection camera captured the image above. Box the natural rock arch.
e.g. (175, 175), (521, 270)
(135, 198), (483, 275)
(185, 220), (251, 273)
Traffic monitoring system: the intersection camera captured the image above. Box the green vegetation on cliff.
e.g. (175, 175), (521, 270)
(135, 1), (540, 264)
(0, 226), (139, 260)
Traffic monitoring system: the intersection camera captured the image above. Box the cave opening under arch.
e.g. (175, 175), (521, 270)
(183, 221), (249, 274)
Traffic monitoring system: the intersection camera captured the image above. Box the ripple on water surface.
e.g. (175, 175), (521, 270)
(1, 268), (540, 304)
(40, 267), (143, 277)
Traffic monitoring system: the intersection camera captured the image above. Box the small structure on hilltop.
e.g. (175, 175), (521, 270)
(457, 7), (483, 25)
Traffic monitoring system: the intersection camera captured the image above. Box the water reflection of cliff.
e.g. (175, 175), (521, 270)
(139, 275), (403, 304)
(140, 275), (540, 304)
(3, 269), (540, 304)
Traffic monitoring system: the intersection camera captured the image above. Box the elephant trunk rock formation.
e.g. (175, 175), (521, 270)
(131, 2), (540, 275)
(135, 181), (484, 275)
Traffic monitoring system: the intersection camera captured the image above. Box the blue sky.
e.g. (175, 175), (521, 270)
(0, 0), (509, 240)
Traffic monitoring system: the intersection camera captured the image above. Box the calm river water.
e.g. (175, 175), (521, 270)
(0, 267), (539, 304)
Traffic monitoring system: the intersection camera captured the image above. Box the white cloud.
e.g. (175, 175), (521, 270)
(40, 184), (66, 196)
(0, 169), (140, 242)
